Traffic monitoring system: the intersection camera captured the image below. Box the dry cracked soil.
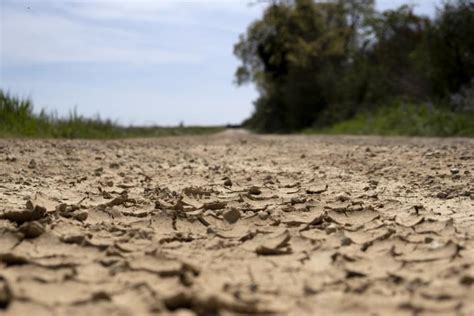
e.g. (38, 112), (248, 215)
(0, 130), (473, 316)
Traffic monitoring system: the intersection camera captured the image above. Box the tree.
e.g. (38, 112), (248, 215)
(235, 0), (374, 132)
(426, 0), (474, 97)
(362, 5), (432, 102)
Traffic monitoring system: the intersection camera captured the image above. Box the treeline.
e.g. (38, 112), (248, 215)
(234, 0), (474, 134)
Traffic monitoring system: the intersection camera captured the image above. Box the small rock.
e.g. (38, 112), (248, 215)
(109, 162), (120, 169)
(325, 224), (338, 234)
(450, 168), (460, 175)
(336, 193), (350, 202)
(5, 155), (16, 162)
(27, 159), (37, 169)
(436, 192), (448, 199)
(365, 147), (376, 157)
(19, 221), (45, 238)
(368, 179), (379, 186)
(282, 205), (296, 213)
(203, 201), (227, 211)
(290, 197), (306, 205)
(94, 167), (104, 176)
(110, 208), (123, 218)
(248, 186), (261, 195)
(223, 208), (240, 224)
(306, 184), (328, 194)
(258, 211), (269, 220)
(341, 237), (352, 246)
(206, 227), (215, 234)
(460, 275), (474, 286)
(74, 211), (88, 221)
(223, 178), (232, 186)
(57, 203), (80, 216)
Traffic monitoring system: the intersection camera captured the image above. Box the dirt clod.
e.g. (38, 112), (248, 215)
(306, 184), (328, 194)
(27, 159), (36, 169)
(18, 221), (45, 238)
(1, 201), (47, 224)
(223, 208), (240, 224)
(248, 186), (261, 195)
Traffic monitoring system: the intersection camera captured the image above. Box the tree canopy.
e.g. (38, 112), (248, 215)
(234, 0), (474, 132)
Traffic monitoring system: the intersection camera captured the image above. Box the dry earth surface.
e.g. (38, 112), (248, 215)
(0, 130), (473, 316)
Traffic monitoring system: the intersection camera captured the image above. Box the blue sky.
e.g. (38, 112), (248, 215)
(1, 0), (440, 126)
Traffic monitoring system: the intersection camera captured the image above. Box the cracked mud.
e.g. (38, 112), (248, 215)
(1, 131), (473, 315)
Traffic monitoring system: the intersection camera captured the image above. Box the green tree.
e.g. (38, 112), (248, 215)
(362, 5), (432, 102)
(235, 0), (374, 132)
(426, 0), (474, 98)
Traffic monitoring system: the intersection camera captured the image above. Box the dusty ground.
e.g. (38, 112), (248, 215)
(0, 131), (473, 316)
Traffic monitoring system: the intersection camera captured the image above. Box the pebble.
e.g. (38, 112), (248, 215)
(325, 224), (338, 234)
(5, 155), (16, 162)
(223, 208), (240, 224)
(450, 168), (460, 175)
(258, 211), (269, 220)
(341, 237), (352, 246)
(336, 193), (350, 202)
(74, 211), (88, 221)
(248, 186), (261, 195)
(368, 179), (379, 186)
(28, 159), (37, 169)
(436, 192), (448, 199)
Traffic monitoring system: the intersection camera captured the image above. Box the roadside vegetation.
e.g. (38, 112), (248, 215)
(235, 0), (473, 136)
(0, 90), (222, 139)
(304, 101), (474, 137)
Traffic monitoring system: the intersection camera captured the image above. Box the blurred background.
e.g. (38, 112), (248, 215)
(1, 0), (473, 137)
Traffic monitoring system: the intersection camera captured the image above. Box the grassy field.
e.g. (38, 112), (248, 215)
(304, 102), (474, 137)
(0, 91), (223, 139)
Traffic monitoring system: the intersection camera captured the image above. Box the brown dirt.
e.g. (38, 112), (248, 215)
(0, 132), (473, 315)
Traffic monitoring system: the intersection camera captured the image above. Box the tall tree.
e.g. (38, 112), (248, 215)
(235, 0), (374, 131)
(426, 0), (474, 97)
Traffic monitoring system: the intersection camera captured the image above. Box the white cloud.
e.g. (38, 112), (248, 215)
(49, 0), (262, 33)
(14, 0), (260, 26)
(0, 6), (205, 65)
(0, 0), (261, 66)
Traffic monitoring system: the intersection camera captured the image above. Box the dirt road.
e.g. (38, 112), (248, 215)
(1, 132), (473, 315)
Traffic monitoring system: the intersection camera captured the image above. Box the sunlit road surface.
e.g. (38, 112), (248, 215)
(1, 131), (473, 315)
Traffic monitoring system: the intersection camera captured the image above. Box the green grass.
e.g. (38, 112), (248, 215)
(304, 102), (474, 137)
(0, 90), (223, 139)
